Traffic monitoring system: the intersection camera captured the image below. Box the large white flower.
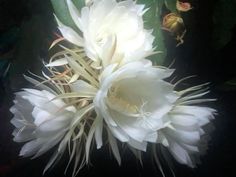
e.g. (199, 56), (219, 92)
(10, 88), (76, 161)
(93, 59), (216, 167)
(94, 60), (178, 150)
(59, 0), (154, 67)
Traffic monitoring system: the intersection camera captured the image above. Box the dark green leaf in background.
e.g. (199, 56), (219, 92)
(72, 0), (85, 11)
(51, 0), (77, 29)
(165, 0), (177, 13)
(212, 0), (236, 49)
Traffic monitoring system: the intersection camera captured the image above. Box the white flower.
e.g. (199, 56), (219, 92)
(59, 0), (154, 67)
(94, 60), (178, 150)
(10, 88), (76, 160)
(157, 88), (216, 167)
(93, 59), (216, 167)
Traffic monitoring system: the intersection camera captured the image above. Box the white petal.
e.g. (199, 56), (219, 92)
(32, 131), (65, 158)
(107, 129), (121, 165)
(20, 139), (42, 157)
(55, 15), (83, 46)
(99, 63), (118, 83)
(165, 128), (200, 145)
(169, 141), (193, 166)
(68, 73), (80, 84)
(85, 118), (96, 163)
(66, 0), (83, 30)
(36, 113), (71, 133)
(23, 75), (57, 95)
(170, 113), (198, 127)
(41, 90), (66, 109)
(71, 80), (97, 94)
(128, 138), (147, 152)
(46, 58), (68, 67)
(32, 107), (52, 126)
(13, 127), (35, 142)
(144, 132), (158, 143)
(95, 115), (103, 149)
(109, 126), (129, 142)
(172, 106), (215, 126)
(58, 26), (84, 46)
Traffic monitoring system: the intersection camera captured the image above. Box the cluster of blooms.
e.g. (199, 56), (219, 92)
(10, 0), (216, 176)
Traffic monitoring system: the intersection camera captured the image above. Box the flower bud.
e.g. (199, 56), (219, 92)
(162, 13), (186, 46)
(176, 0), (192, 12)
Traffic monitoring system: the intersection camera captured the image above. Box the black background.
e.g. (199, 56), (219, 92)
(1, 0), (236, 177)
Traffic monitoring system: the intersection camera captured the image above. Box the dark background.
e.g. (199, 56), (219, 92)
(0, 0), (236, 177)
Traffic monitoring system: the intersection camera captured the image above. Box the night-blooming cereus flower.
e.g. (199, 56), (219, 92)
(93, 59), (216, 167)
(10, 87), (78, 173)
(59, 0), (154, 67)
(10, 54), (98, 175)
(94, 60), (177, 151)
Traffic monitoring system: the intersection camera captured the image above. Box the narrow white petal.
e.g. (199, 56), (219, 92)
(107, 129), (121, 165)
(23, 75), (57, 95)
(55, 15), (83, 46)
(169, 142), (193, 166)
(71, 80), (97, 94)
(66, 0), (83, 30)
(58, 26), (84, 46)
(109, 126), (129, 142)
(20, 140), (42, 157)
(36, 113), (71, 132)
(68, 74), (80, 84)
(95, 115), (103, 149)
(128, 139), (147, 152)
(46, 58), (68, 67)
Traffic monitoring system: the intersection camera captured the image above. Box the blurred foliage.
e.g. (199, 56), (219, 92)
(212, 0), (236, 49)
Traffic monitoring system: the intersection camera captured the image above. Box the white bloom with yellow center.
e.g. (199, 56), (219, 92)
(59, 0), (154, 67)
(93, 59), (215, 167)
(94, 60), (177, 150)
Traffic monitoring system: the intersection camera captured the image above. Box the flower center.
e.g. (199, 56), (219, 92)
(107, 85), (139, 116)
(106, 81), (153, 121)
(108, 94), (139, 114)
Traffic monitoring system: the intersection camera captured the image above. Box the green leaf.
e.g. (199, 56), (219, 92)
(212, 29), (232, 50)
(51, 0), (76, 29)
(50, 0), (85, 31)
(72, 0), (85, 11)
(164, 0), (177, 13)
(226, 78), (236, 86)
(212, 0), (236, 49)
(137, 0), (167, 65)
